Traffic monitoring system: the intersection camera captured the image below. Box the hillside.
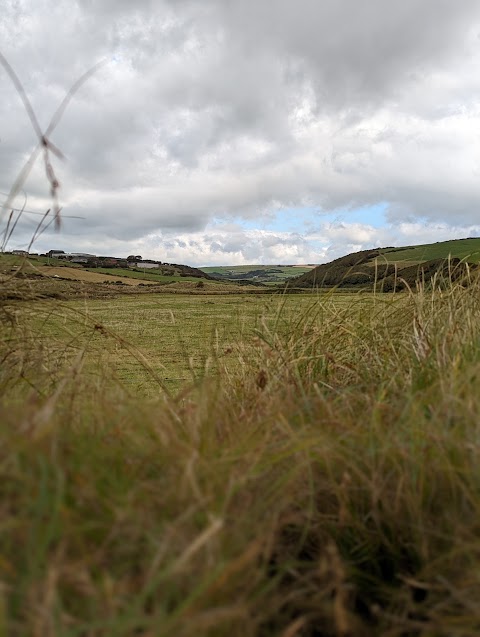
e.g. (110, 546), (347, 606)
(0, 253), (264, 299)
(290, 238), (480, 290)
(381, 237), (480, 264)
(0, 253), (216, 282)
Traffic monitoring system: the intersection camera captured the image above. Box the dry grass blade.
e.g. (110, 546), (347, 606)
(0, 52), (105, 229)
(0, 51), (44, 140)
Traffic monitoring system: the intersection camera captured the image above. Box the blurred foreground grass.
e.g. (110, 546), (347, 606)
(1, 280), (480, 636)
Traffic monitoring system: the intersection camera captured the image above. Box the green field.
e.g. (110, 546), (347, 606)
(86, 267), (206, 284)
(13, 291), (367, 394)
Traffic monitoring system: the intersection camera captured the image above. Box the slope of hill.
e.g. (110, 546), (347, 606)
(381, 238), (480, 264)
(0, 253), (216, 281)
(290, 239), (480, 290)
(0, 253), (266, 298)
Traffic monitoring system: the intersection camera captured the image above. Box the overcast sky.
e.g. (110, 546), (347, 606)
(2, 0), (480, 265)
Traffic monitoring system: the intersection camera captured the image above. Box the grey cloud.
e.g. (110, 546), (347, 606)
(190, 0), (480, 108)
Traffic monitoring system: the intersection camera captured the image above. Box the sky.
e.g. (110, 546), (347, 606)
(2, 0), (480, 266)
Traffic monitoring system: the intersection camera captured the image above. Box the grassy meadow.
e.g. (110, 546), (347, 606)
(3, 292), (373, 395)
(2, 277), (480, 635)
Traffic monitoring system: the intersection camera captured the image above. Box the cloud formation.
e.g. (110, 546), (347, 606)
(1, 0), (480, 263)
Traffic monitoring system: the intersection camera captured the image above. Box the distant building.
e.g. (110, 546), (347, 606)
(134, 262), (159, 269)
(12, 249), (28, 256)
(70, 257), (89, 264)
(67, 253), (96, 264)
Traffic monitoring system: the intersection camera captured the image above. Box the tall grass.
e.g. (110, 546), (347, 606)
(2, 274), (480, 636)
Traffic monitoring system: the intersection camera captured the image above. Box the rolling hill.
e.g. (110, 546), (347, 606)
(290, 238), (480, 290)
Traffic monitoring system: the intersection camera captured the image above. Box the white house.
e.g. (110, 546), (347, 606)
(134, 262), (160, 269)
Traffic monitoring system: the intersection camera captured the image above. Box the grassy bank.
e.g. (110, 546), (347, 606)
(1, 279), (480, 635)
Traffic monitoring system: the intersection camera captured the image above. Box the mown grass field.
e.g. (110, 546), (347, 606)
(2, 279), (480, 636)
(8, 292), (366, 394)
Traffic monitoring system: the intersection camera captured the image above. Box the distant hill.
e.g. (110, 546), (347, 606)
(200, 264), (315, 285)
(290, 238), (480, 290)
(150, 262), (216, 280)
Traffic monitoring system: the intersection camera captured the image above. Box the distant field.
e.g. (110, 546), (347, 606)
(87, 267), (205, 283)
(201, 264), (316, 283)
(0, 255), (247, 288)
(42, 266), (160, 285)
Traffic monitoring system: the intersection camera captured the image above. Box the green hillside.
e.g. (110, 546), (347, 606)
(290, 238), (480, 290)
(381, 238), (480, 264)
